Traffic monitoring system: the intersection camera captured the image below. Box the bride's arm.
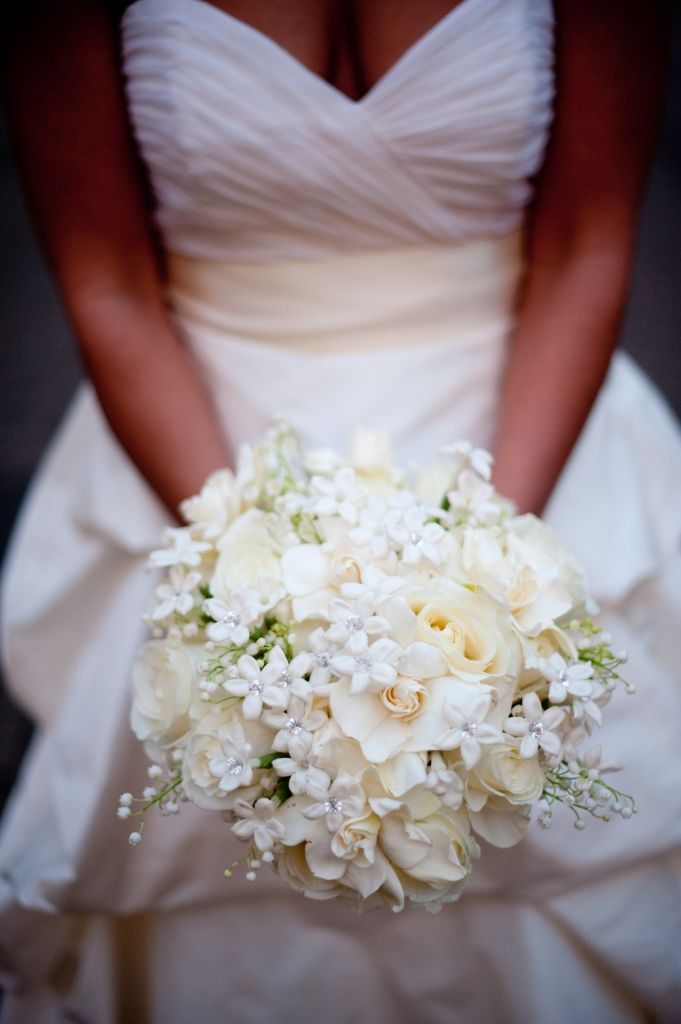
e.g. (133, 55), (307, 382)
(491, 0), (669, 514)
(3, 1), (232, 518)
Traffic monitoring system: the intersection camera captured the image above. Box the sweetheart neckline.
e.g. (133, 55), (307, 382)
(124, 0), (483, 108)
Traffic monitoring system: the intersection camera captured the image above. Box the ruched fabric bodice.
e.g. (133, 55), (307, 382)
(121, 0), (554, 261)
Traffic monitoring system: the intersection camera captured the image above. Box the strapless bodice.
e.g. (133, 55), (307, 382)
(121, 0), (554, 262)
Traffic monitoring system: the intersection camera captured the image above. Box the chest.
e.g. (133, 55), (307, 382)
(192, 0), (470, 103)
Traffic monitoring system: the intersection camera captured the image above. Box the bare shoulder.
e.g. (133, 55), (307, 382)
(528, 0), (671, 254)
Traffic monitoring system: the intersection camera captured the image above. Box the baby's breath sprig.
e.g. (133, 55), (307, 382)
(117, 772), (184, 845)
(540, 759), (637, 831)
(570, 618), (632, 693)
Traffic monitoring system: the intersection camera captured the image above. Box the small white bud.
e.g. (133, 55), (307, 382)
(117, 806), (132, 819)
(128, 831), (143, 845)
(118, 792), (133, 806)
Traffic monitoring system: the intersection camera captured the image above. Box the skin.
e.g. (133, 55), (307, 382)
(2, 0), (670, 518)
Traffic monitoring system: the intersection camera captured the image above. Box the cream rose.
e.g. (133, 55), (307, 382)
(406, 581), (521, 685)
(210, 509), (283, 601)
(379, 805), (477, 908)
(130, 639), (199, 743)
(473, 742), (545, 806)
(182, 709), (271, 811)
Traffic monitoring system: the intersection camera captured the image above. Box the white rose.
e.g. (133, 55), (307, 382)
(414, 461), (455, 507)
(330, 675), (439, 763)
(379, 804), (477, 908)
(405, 581), (522, 686)
(275, 842), (347, 901)
(182, 709), (271, 811)
(210, 509), (283, 601)
(461, 516), (588, 633)
(130, 639), (199, 743)
(349, 429), (405, 494)
(473, 742), (544, 806)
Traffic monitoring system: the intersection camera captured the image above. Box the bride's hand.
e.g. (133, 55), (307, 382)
(492, 0), (669, 514)
(3, 1), (233, 519)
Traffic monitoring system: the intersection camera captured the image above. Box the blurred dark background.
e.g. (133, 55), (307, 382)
(1, 11), (680, 811)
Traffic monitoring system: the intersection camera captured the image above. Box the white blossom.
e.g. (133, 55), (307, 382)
(424, 753), (464, 809)
(310, 467), (368, 524)
(263, 697), (328, 759)
(437, 694), (501, 770)
(231, 798), (285, 852)
(541, 653), (593, 704)
(207, 722), (255, 793)
(152, 566), (202, 621)
(221, 654), (288, 719)
(204, 592), (260, 646)
(325, 594), (390, 649)
(303, 775), (366, 831)
(260, 647), (312, 706)
(385, 506), (446, 566)
(331, 635), (401, 695)
(272, 737), (331, 796)
(505, 693), (565, 759)
(149, 527), (211, 569)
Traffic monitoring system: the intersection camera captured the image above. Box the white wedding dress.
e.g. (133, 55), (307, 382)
(1, 0), (681, 1021)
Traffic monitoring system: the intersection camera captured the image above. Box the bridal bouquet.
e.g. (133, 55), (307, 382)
(120, 424), (634, 912)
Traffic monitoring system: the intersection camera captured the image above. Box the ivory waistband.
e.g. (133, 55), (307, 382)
(165, 231), (524, 352)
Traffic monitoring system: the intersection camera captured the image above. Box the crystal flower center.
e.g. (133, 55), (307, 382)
(249, 680), (264, 695)
(280, 669), (293, 687)
(316, 653), (330, 667)
(355, 655), (372, 671)
(222, 611), (241, 627)
(225, 756), (243, 775)
(324, 797), (343, 814)
(286, 717), (303, 735)
(345, 615), (363, 632)
(529, 721), (544, 738)
(461, 720), (478, 737)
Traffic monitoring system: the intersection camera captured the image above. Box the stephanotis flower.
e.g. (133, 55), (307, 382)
(272, 736), (331, 797)
(149, 527), (212, 569)
(326, 594), (391, 649)
(207, 722), (255, 793)
(331, 635), (401, 695)
(222, 655), (288, 719)
(310, 466), (368, 524)
(231, 798), (285, 852)
(424, 753), (464, 809)
(436, 694), (501, 770)
(385, 506), (446, 566)
(341, 566), (405, 607)
(260, 647), (312, 705)
(303, 775), (367, 831)
(504, 692), (565, 759)
(540, 653), (593, 704)
(263, 697), (328, 759)
(307, 629), (336, 692)
(204, 592), (260, 646)
(152, 566), (202, 621)
(439, 440), (494, 481)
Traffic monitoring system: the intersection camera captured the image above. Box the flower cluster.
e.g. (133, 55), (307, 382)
(122, 425), (634, 912)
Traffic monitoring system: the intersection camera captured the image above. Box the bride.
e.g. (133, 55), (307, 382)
(1, 0), (680, 1021)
